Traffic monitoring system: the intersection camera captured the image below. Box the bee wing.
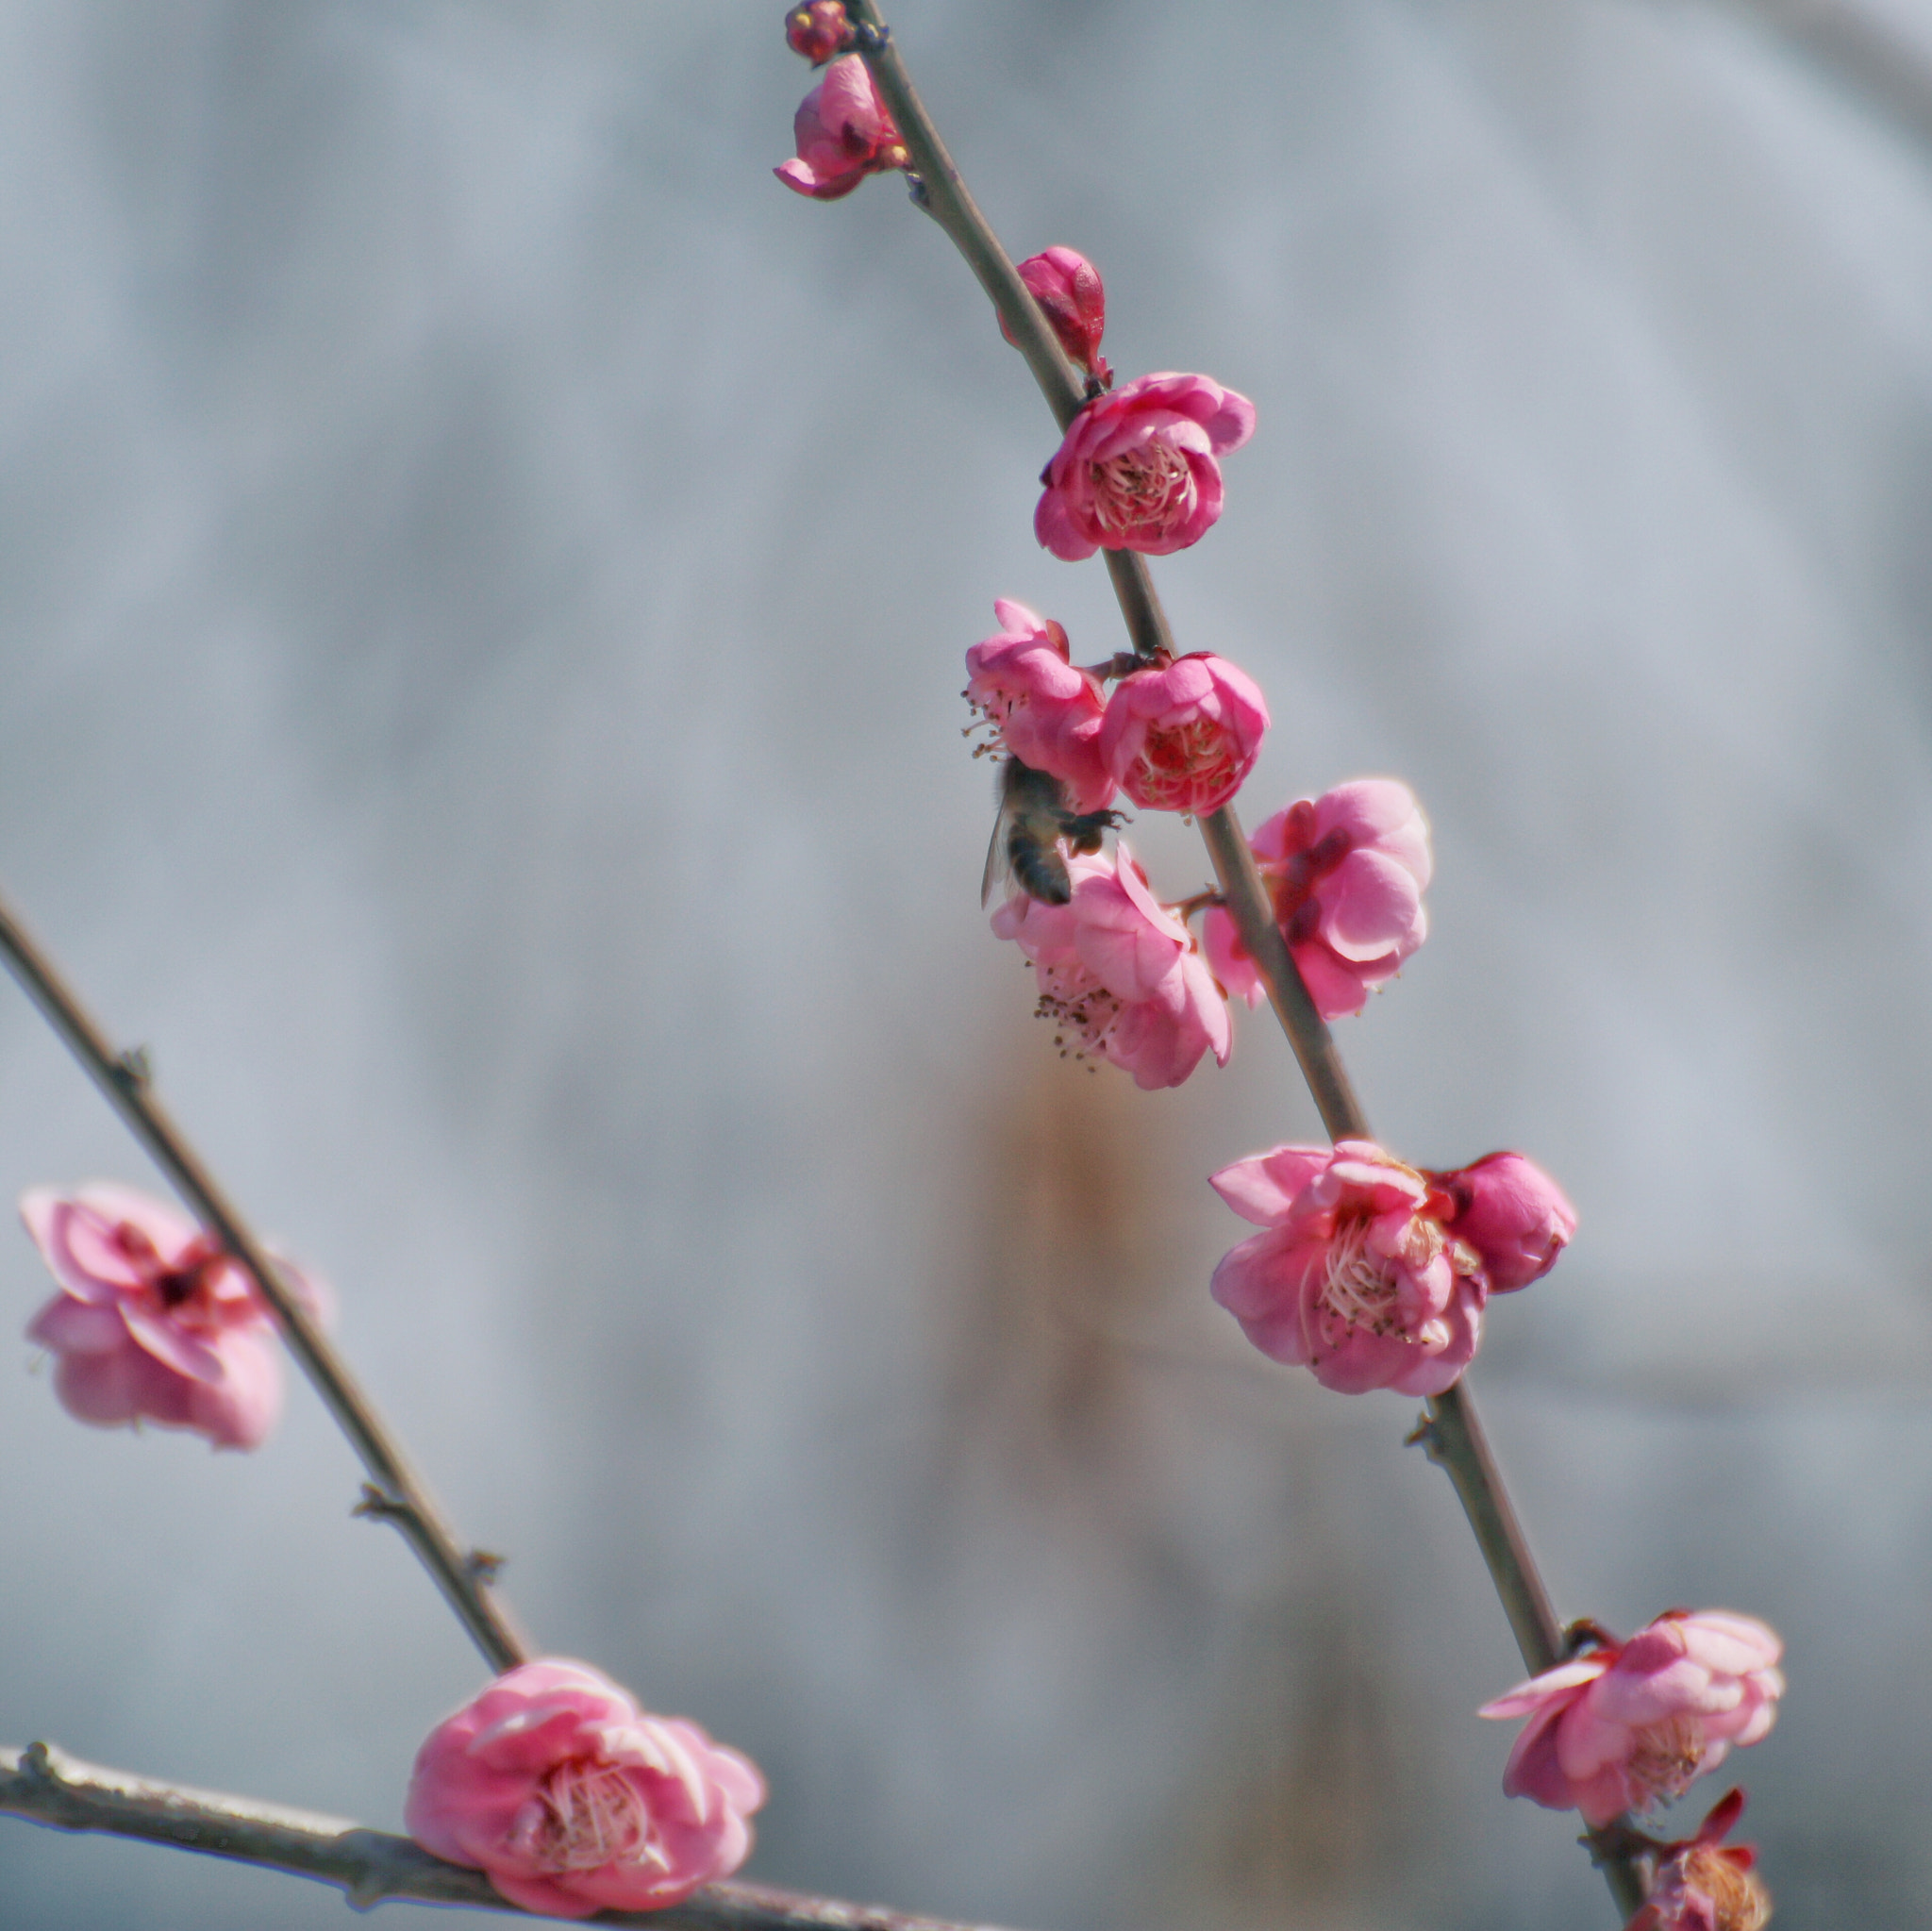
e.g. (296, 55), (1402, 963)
(981, 805), (1013, 907)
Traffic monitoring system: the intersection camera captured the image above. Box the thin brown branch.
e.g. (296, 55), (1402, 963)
(0, 888), (529, 1674)
(844, 10), (1644, 1920)
(0, 1742), (1021, 1931)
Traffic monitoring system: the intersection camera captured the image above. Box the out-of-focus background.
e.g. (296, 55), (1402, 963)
(1, 1), (1929, 1924)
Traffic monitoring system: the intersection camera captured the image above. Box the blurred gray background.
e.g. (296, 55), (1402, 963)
(0, 0), (1928, 1924)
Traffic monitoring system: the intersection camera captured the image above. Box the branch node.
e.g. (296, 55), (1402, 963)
(906, 173), (931, 211)
(351, 1482), (409, 1525)
(22, 1740), (57, 1783)
(852, 19), (890, 52)
(113, 1044), (152, 1091)
(1405, 1409), (1442, 1457)
(465, 1548), (507, 1585)
(1563, 1617), (1617, 1656)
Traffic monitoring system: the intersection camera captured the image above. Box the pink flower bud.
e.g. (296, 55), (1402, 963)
(1098, 651), (1268, 815)
(784, 0), (853, 64)
(1628, 1792), (1772, 1931)
(406, 1658), (766, 1919)
(1035, 372), (1256, 559)
(1203, 778), (1431, 1019)
(1000, 247), (1111, 385)
(993, 844), (1231, 1089)
(18, 1183), (328, 1452)
(1426, 1150), (1576, 1291)
(1480, 1611), (1785, 1827)
(963, 599), (1114, 813)
(1208, 1140), (1484, 1395)
(774, 56), (908, 202)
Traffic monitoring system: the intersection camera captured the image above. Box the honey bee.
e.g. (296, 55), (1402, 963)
(981, 757), (1124, 907)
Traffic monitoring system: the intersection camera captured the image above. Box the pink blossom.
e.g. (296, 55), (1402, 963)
(1479, 1611), (1785, 1827)
(1034, 372), (1256, 559)
(1208, 1140), (1484, 1394)
(992, 844), (1231, 1089)
(1000, 247), (1111, 386)
(784, 0), (853, 64)
(1099, 652), (1268, 816)
(1425, 1150), (1576, 1292)
(1203, 779), (1431, 1019)
(19, 1183), (326, 1451)
(1629, 1792), (1772, 1931)
(774, 56), (908, 201)
(406, 1658), (766, 1920)
(964, 600), (1114, 813)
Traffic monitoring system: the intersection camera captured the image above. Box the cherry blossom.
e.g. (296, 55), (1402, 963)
(1480, 1611), (1785, 1826)
(1001, 246), (1111, 385)
(774, 55), (908, 201)
(1204, 779), (1430, 1020)
(1034, 372), (1256, 559)
(1098, 651), (1268, 816)
(19, 1182), (327, 1452)
(964, 599), (1114, 813)
(1208, 1140), (1484, 1394)
(406, 1658), (766, 1920)
(992, 844), (1231, 1089)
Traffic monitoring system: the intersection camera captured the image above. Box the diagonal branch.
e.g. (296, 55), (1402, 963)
(844, 9), (1642, 1919)
(0, 888), (529, 1673)
(0, 1742), (1021, 1931)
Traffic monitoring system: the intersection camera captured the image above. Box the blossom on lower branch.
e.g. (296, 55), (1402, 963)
(1204, 779), (1432, 1020)
(993, 844), (1231, 1088)
(1629, 1791), (1773, 1931)
(19, 1183), (329, 1450)
(1480, 1611), (1784, 1826)
(1207, 1140), (1573, 1393)
(406, 1659), (766, 1920)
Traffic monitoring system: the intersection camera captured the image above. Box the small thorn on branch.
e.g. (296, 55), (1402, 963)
(113, 1045), (152, 1091)
(1405, 1409), (1441, 1456)
(465, 1549), (506, 1586)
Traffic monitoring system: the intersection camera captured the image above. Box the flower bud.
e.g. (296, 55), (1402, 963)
(1628, 1791), (1773, 1931)
(1000, 247), (1111, 385)
(1427, 1150), (1576, 1291)
(785, 1), (853, 63)
(774, 56), (908, 202)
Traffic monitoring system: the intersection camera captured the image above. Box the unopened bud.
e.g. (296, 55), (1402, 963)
(1000, 246), (1112, 385)
(785, 1), (853, 64)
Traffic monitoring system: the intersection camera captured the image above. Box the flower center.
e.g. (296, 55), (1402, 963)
(113, 1222), (222, 1312)
(525, 1760), (658, 1873)
(1089, 438), (1193, 538)
(1319, 1219), (1402, 1335)
(1676, 1847), (1772, 1931)
(1129, 715), (1236, 812)
(1034, 971), (1123, 1068)
(1626, 1713), (1707, 1808)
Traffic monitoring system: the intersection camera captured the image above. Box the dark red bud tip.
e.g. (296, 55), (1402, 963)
(786, 0), (854, 63)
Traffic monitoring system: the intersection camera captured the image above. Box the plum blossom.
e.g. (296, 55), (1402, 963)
(406, 1658), (766, 1920)
(19, 1182), (327, 1451)
(1479, 1611), (1785, 1827)
(1204, 779), (1430, 1020)
(1629, 1792), (1772, 1931)
(1208, 1140), (1484, 1394)
(1000, 246), (1111, 386)
(964, 600), (1114, 813)
(1426, 1149), (1576, 1291)
(1099, 652), (1268, 816)
(774, 56), (908, 201)
(992, 844), (1230, 1089)
(784, 0), (852, 64)
(1035, 372), (1256, 559)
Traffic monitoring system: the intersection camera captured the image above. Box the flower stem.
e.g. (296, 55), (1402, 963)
(847, 8), (1643, 1917)
(0, 1741), (1015, 1931)
(0, 888), (529, 1674)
